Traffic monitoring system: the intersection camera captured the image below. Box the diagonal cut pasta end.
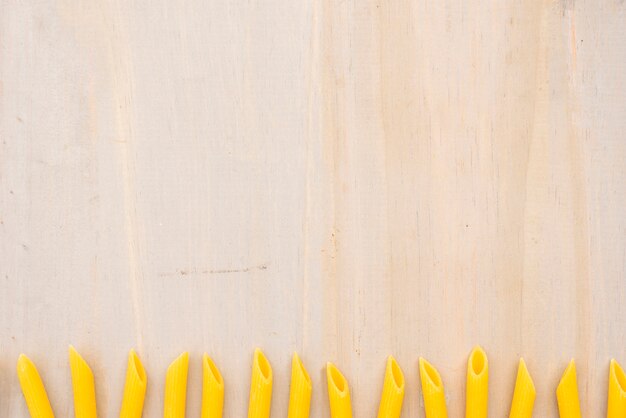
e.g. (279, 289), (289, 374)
(518, 359), (535, 393)
(386, 356), (405, 393)
(248, 348), (273, 418)
(253, 348), (272, 383)
(168, 352), (189, 374)
(292, 352), (312, 389)
(608, 359), (626, 418)
(466, 346), (488, 418)
(119, 349), (147, 418)
(69, 345), (95, 380)
(201, 353), (225, 418)
(610, 359), (626, 396)
(17, 353), (34, 374)
(509, 358), (535, 418)
(468, 346), (488, 377)
(287, 352), (312, 418)
(68, 345), (97, 418)
(556, 359), (581, 418)
(327, 363), (349, 397)
(128, 349), (147, 388)
(16, 354), (55, 418)
(326, 362), (352, 418)
(419, 357), (443, 393)
(203, 353), (224, 388)
(377, 356), (405, 418)
(557, 359), (577, 397)
(418, 357), (447, 418)
(164, 352), (190, 418)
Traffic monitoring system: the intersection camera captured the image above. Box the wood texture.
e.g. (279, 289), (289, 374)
(1, 0), (625, 417)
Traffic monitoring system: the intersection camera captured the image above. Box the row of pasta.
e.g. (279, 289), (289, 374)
(14, 345), (626, 418)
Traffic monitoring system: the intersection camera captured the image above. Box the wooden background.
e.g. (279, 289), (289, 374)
(1, 0), (625, 416)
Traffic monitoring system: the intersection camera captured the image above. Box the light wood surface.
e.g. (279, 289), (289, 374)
(1, 0), (625, 417)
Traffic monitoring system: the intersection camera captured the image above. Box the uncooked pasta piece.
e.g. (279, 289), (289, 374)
(248, 348), (273, 418)
(419, 357), (447, 418)
(326, 362), (352, 418)
(17, 354), (55, 418)
(607, 359), (626, 418)
(201, 354), (224, 418)
(556, 360), (582, 418)
(466, 346), (488, 418)
(69, 346), (98, 418)
(119, 350), (147, 418)
(377, 356), (405, 418)
(287, 352), (312, 418)
(163, 352), (189, 418)
(508, 358), (535, 418)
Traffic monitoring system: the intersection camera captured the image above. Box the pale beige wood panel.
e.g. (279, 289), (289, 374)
(1, 0), (625, 417)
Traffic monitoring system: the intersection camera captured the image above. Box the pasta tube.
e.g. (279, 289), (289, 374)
(119, 349), (147, 418)
(17, 354), (55, 418)
(419, 357), (447, 418)
(288, 352), (312, 418)
(607, 359), (626, 418)
(248, 348), (273, 418)
(69, 346), (98, 418)
(326, 362), (352, 418)
(466, 346), (488, 418)
(201, 354), (225, 418)
(164, 352), (189, 418)
(556, 360), (582, 418)
(377, 356), (405, 418)
(508, 358), (535, 418)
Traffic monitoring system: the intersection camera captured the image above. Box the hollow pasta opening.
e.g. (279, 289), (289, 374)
(255, 349), (272, 381)
(295, 354), (312, 386)
(470, 348), (486, 376)
(421, 359), (443, 389)
(613, 360), (626, 394)
(130, 350), (147, 384)
(389, 357), (404, 390)
(204, 355), (223, 386)
(328, 364), (347, 394)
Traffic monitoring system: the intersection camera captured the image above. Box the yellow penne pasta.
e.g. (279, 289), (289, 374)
(201, 354), (225, 418)
(248, 348), (273, 418)
(164, 352), (189, 418)
(466, 346), (488, 418)
(69, 346), (98, 418)
(419, 357), (447, 418)
(607, 359), (626, 418)
(17, 354), (55, 418)
(556, 359), (582, 418)
(508, 358), (536, 418)
(377, 356), (405, 418)
(119, 349), (147, 418)
(326, 362), (352, 418)
(287, 352), (312, 418)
